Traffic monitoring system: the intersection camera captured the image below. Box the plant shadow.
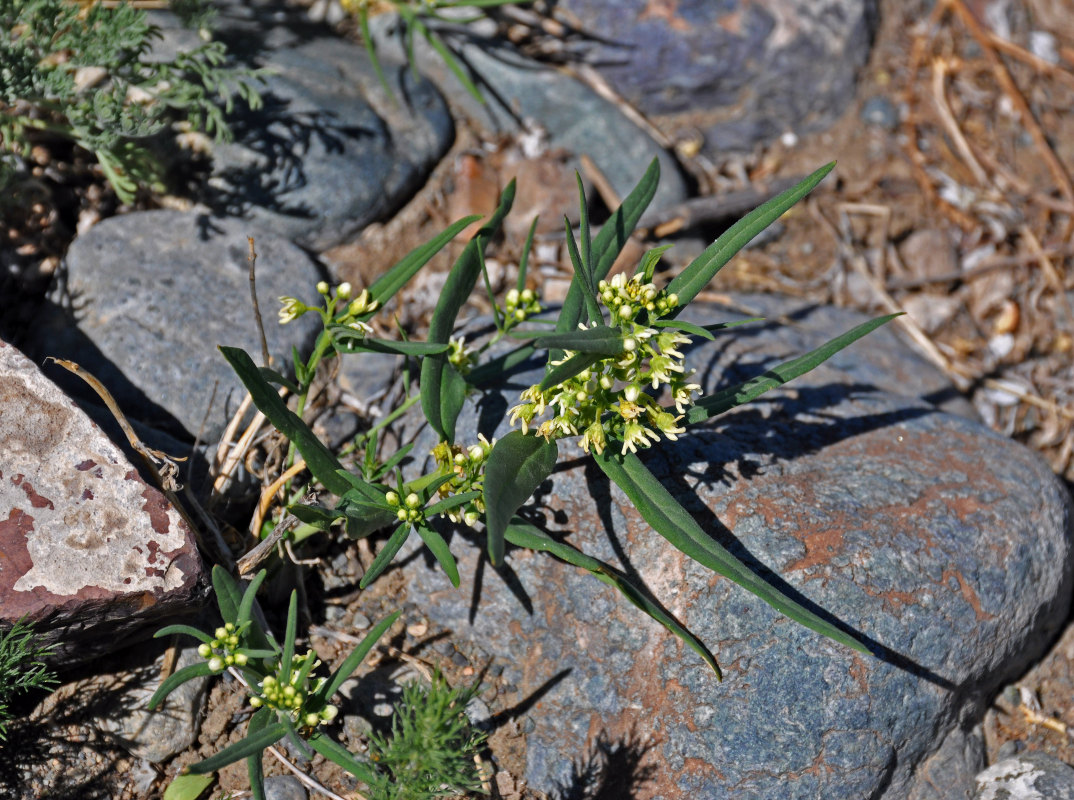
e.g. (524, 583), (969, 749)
(548, 726), (658, 800)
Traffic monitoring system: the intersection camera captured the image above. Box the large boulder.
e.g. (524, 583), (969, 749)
(23, 211), (324, 443)
(389, 296), (1071, 799)
(0, 339), (203, 667)
(557, 0), (877, 154)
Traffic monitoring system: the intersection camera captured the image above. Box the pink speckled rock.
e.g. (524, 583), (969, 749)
(0, 339), (203, 667)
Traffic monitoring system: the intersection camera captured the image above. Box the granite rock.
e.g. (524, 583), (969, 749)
(0, 339), (203, 667)
(557, 0), (877, 154)
(974, 752), (1074, 800)
(391, 297), (1072, 799)
(24, 211), (324, 443)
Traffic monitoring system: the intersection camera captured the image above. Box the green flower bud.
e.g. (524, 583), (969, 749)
(316, 281), (329, 295)
(304, 712), (320, 728)
(405, 492), (421, 509)
(197, 643), (212, 659)
(337, 282), (352, 299)
(385, 491), (400, 507)
(320, 704), (339, 721)
(208, 656), (225, 673)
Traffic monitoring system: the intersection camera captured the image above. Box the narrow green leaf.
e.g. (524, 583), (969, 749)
(376, 442), (414, 477)
(245, 707), (273, 800)
(308, 732), (378, 785)
(469, 343), (536, 387)
(686, 314), (900, 425)
(518, 215), (539, 292)
(425, 490), (481, 518)
(288, 503), (343, 531)
(367, 215), (482, 307)
(257, 367), (299, 395)
(415, 524), (460, 587)
(320, 610), (402, 700)
(342, 505), (398, 541)
(335, 469), (388, 506)
(508, 324), (623, 353)
(359, 524), (412, 588)
(421, 23), (484, 102)
(538, 352), (604, 393)
(557, 158), (659, 339)
(237, 570), (268, 629)
(421, 181), (516, 442)
(163, 773), (214, 800)
(331, 333), (451, 357)
(484, 432), (558, 565)
(593, 449), (869, 655)
(153, 624), (212, 645)
(635, 243), (674, 283)
(504, 518), (720, 677)
(187, 722), (289, 773)
(280, 591), (298, 679)
(563, 218), (602, 325)
(220, 346), (350, 497)
(148, 662), (215, 711)
(211, 564), (242, 624)
(666, 163), (835, 314)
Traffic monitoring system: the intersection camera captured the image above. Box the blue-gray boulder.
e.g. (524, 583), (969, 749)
(389, 297), (1071, 799)
(557, 0), (876, 154)
(25, 210), (324, 443)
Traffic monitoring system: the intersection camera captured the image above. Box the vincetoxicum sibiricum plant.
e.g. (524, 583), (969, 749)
(220, 159), (897, 681)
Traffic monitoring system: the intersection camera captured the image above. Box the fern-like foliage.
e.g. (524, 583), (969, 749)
(0, 0), (262, 202)
(0, 619), (57, 742)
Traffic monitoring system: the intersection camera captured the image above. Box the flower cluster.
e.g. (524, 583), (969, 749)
(386, 490), (426, 525)
(509, 273), (700, 456)
(249, 650), (339, 730)
(447, 336), (476, 375)
(198, 622), (250, 673)
(431, 434), (494, 525)
(503, 287), (542, 330)
(278, 281), (379, 335)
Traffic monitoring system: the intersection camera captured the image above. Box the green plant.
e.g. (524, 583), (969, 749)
(343, 0), (529, 102)
(0, 618), (58, 741)
(149, 566), (399, 800)
(367, 670), (487, 800)
(224, 159), (897, 681)
(0, 0), (262, 203)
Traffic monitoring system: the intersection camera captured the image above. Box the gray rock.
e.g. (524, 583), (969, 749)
(910, 724), (986, 800)
(0, 339), (203, 667)
(390, 297), (1071, 799)
(557, 0), (876, 154)
(264, 774), (309, 800)
(96, 647), (209, 763)
(25, 211), (324, 443)
(862, 95), (900, 131)
(974, 752), (1074, 800)
(367, 14), (688, 213)
(206, 35), (454, 251)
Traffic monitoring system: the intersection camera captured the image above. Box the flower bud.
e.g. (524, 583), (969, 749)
(234, 652), (248, 666)
(208, 656), (225, 673)
(249, 696), (263, 708)
(337, 282), (352, 299)
(385, 491), (400, 507)
(316, 281), (329, 295)
(506, 288), (520, 305)
(321, 704), (339, 721)
(215, 627), (228, 640)
(623, 337), (637, 352)
(405, 493), (421, 509)
(197, 643), (212, 658)
(397, 508), (409, 521)
(304, 712), (320, 728)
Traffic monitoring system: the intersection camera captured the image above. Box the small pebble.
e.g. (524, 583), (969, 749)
(861, 96), (898, 131)
(264, 774), (308, 800)
(465, 697), (492, 729)
(406, 621), (428, 637)
(351, 612), (371, 630)
(996, 739), (1024, 760)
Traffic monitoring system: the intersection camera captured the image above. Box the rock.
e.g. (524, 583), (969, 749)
(0, 339), (203, 667)
(556, 0), (877, 154)
(205, 34), (454, 251)
(974, 752), (1074, 799)
(24, 211), (324, 443)
(367, 14), (688, 213)
(910, 724), (987, 800)
(390, 296), (1071, 799)
(264, 774), (309, 800)
(862, 95), (900, 131)
(95, 647), (210, 763)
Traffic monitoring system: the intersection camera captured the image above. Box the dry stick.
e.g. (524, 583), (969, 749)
(981, 377), (1074, 422)
(987, 31), (1074, 92)
(944, 0), (1074, 209)
(212, 407), (269, 496)
(931, 57), (990, 186)
(214, 391), (254, 473)
(237, 511), (296, 576)
(579, 152), (621, 212)
(251, 458), (309, 541)
(248, 236), (271, 369)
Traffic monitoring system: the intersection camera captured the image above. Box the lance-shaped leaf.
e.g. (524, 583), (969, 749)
(330, 332), (451, 357)
(415, 523), (460, 587)
(505, 518), (720, 677)
(211, 564), (242, 623)
(153, 624), (213, 645)
(318, 610), (402, 700)
(484, 431), (558, 565)
(665, 163), (834, 315)
(148, 661), (216, 710)
(367, 214), (482, 307)
(685, 314), (900, 426)
(557, 158), (660, 340)
(288, 502), (343, 531)
(245, 706), (274, 800)
(508, 324), (623, 353)
(220, 346), (350, 497)
(163, 773), (215, 800)
(186, 721), (289, 773)
(359, 523), (412, 588)
(421, 181), (516, 442)
(593, 448), (869, 656)
(538, 352), (604, 393)
(650, 317), (761, 341)
(308, 731), (378, 785)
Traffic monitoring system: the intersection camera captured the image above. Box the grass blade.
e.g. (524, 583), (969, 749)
(483, 431), (558, 564)
(666, 163), (834, 314)
(593, 448), (868, 655)
(308, 731), (378, 785)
